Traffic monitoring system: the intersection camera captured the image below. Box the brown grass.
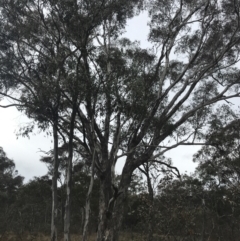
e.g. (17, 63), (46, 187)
(1, 232), (144, 241)
(1, 233), (88, 241)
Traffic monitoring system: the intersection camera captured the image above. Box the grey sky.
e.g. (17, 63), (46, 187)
(0, 11), (201, 183)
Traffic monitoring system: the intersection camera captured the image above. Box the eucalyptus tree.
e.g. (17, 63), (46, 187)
(0, 0), (143, 240)
(71, 1), (240, 240)
(194, 105), (240, 193)
(0, 0), (83, 239)
(1, 1), (240, 241)
(0, 1), (69, 239)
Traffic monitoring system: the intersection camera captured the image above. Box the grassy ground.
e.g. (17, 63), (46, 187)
(1, 233), (204, 241)
(1, 232), (145, 241)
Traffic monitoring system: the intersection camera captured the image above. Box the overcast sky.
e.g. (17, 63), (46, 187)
(0, 12), (200, 183)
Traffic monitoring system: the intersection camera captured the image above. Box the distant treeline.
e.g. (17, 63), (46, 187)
(1, 144), (240, 241)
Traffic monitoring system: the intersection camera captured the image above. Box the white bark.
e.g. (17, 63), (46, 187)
(82, 148), (95, 241)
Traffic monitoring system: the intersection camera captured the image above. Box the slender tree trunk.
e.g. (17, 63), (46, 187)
(63, 154), (72, 241)
(64, 107), (77, 241)
(201, 198), (206, 241)
(51, 121), (59, 241)
(82, 149), (95, 241)
(146, 173), (154, 241)
(138, 163), (154, 241)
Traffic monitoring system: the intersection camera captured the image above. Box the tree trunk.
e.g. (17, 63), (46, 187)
(51, 121), (59, 241)
(109, 164), (133, 241)
(63, 156), (72, 241)
(96, 164), (132, 241)
(64, 107), (77, 241)
(146, 203), (154, 241)
(96, 177), (111, 241)
(146, 173), (154, 241)
(201, 198), (206, 241)
(82, 149), (95, 241)
(108, 194), (125, 241)
(138, 163), (154, 241)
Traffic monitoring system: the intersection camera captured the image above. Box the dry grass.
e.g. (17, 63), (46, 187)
(1, 232), (144, 241)
(2, 233), (217, 241)
(1, 233), (88, 241)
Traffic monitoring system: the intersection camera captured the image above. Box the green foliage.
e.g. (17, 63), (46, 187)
(0, 147), (23, 235)
(194, 107), (240, 188)
(15, 176), (52, 234)
(0, 147), (23, 202)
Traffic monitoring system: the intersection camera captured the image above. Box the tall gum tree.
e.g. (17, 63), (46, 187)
(72, 1), (240, 240)
(1, 1), (240, 241)
(0, 0), (85, 240)
(0, 1), (64, 239)
(0, 0), (143, 240)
